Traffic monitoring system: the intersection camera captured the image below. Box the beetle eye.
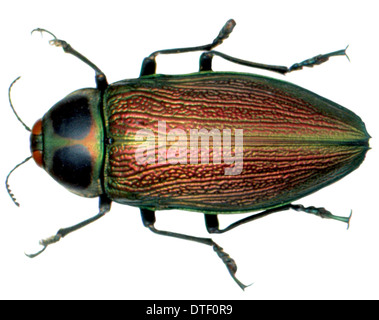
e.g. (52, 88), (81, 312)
(30, 119), (43, 167)
(32, 150), (43, 167)
(32, 119), (42, 135)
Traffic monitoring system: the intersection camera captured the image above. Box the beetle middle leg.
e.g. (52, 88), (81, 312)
(139, 19), (236, 76)
(140, 208), (249, 290)
(204, 204), (352, 234)
(26, 195), (112, 258)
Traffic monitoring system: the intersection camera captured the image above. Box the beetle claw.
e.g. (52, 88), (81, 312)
(25, 245), (47, 259)
(31, 28), (57, 40)
(24, 234), (62, 258)
(344, 45), (351, 62)
(31, 28), (67, 49)
(346, 210), (353, 230)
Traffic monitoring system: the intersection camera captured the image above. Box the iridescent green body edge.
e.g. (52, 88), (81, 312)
(102, 71), (369, 213)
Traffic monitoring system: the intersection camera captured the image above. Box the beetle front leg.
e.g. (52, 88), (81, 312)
(26, 195), (112, 258)
(140, 208), (249, 290)
(32, 28), (108, 91)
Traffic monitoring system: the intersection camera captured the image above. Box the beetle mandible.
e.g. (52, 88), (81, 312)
(6, 19), (370, 290)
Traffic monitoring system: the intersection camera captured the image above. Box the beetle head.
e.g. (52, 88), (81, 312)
(30, 89), (104, 198)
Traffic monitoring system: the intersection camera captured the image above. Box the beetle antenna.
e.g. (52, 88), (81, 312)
(9, 77), (31, 132)
(6, 156), (32, 207)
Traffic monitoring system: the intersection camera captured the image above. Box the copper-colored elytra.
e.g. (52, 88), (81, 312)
(104, 73), (369, 212)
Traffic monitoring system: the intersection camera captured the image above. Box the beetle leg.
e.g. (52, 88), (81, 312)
(204, 214), (220, 233)
(290, 204), (352, 229)
(139, 19), (236, 76)
(204, 205), (293, 234)
(31, 28), (108, 90)
(288, 46), (350, 72)
(199, 52), (214, 71)
(25, 195), (112, 258)
(199, 47), (349, 74)
(204, 204), (352, 234)
(140, 208), (249, 290)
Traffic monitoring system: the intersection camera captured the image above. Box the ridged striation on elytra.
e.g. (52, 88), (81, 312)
(102, 73), (369, 212)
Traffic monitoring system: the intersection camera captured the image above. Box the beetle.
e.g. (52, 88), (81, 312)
(6, 19), (370, 289)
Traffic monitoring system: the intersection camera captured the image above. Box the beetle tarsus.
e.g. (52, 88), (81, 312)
(31, 28), (72, 52)
(24, 234), (62, 258)
(288, 47), (349, 72)
(40, 234), (63, 247)
(212, 243), (250, 290)
(290, 204), (352, 227)
(211, 19), (236, 47)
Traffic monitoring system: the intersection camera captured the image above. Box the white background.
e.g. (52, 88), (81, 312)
(1, 0), (378, 300)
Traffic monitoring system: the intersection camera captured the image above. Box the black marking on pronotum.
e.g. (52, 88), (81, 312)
(51, 145), (93, 189)
(50, 96), (92, 139)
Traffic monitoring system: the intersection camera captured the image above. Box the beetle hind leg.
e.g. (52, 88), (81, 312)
(204, 204), (352, 235)
(199, 46), (348, 74)
(290, 204), (352, 229)
(140, 208), (249, 290)
(204, 207), (288, 234)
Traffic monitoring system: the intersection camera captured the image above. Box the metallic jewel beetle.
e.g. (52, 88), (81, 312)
(7, 20), (370, 289)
